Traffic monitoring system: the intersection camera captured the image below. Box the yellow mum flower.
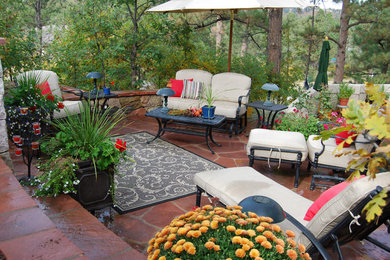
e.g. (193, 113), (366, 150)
(214, 245), (221, 251)
(286, 230), (295, 238)
(235, 248), (246, 258)
(192, 230), (202, 238)
(232, 236), (242, 244)
(249, 248), (260, 258)
(174, 220), (186, 227)
(263, 231), (273, 239)
(175, 245), (184, 254)
(177, 239), (186, 245)
(226, 225), (236, 232)
(255, 235), (267, 244)
(210, 220), (219, 229)
(242, 244), (251, 251)
(287, 249), (298, 260)
(202, 205), (213, 210)
(276, 244), (284, 254)
(261, 241), (272, 249)
(192, 223), (201, 229)
(167, 233), (176, 241)
(183, 242), (194, 251)
(205, 241), (215, 250)
(170, 227), (178, 234)
(201, 220), (210, 227)
(187, 246), (196, 255)
(163, 241), (172, 250)
(256, 225), (265, 232)
(247, 229), (256, 237)
(199, 226), (208, 233)
(158, 256), (166, 260)
(177, 227), (189, 236)
(147, 245), (153, 253)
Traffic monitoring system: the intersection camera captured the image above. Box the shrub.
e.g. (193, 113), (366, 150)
(275, 110), (320, 139)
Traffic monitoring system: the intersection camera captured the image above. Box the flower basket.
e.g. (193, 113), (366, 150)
(148, 205), (310, 260)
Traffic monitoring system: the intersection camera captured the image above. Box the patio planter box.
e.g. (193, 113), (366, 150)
(71, 160), (114, 211)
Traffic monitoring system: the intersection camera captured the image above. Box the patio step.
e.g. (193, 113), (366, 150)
(0, 157), (145, 260)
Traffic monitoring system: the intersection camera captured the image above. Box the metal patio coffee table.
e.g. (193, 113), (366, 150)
(145, 108), (226, 154)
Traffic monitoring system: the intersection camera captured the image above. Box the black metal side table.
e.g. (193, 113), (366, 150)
(248, 101), (288, 129)
(75, 90), (118, 111)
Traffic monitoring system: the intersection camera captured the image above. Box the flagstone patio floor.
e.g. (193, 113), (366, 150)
(1, 108), (389, 259)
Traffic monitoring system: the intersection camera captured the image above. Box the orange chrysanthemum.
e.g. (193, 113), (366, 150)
(199, 226), (208, 233)
(263, 230), (273, 239)
(247, 229), (256, 237)
(242, 244), (251, 251)
(235, 248), (246, 258)
(201, 220), (210, 227)
(287, 249), (298, 260)
(260, 222), (271, 228)
(183, 242), (194, 251)
(260, 241), (272, 249)
(255, 235), (267, 244)
(287, 238), (297, 248)
(298, 243), (306, 253)
(163, 241), (172, 250)
(232, 236), (242, 244)
(177, 239), (186, 245)
(211, 220), (219, 229)
(174, 245), (184, 254)
(187, 246), (196, 255)
(177, 227), (189, 236)
(158, 256), (166, 260)
(205, 241), (215, 250)
(214, 245), (221, 251)
(272, 224), (281, 233)
(276, 238), (285, 247)
(256, 225), (265, 232)
(286, 230), (296, 238)
(276, 244), (284, 254)
(167, 234), (176, 241)
(249, 248), (260, 258)
(226, 225), (236, 232)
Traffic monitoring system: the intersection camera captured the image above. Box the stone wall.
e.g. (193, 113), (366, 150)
(0, 39), (13, 170)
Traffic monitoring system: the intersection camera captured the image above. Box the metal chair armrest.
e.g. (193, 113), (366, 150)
(285, 212), (332, 260)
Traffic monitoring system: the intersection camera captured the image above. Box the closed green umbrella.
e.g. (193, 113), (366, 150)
(313, 39), (330, 91)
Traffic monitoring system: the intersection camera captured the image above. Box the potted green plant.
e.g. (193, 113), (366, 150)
(30, 101), (128, 211)
(337, 82), (354, 106)
(201, 85), (217, 119)
(4, 72), (64, 138)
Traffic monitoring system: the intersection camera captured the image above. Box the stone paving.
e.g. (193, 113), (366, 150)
(0, 109), (389, 259)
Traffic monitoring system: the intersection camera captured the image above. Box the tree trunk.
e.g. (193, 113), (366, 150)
(240, 18), (249, 57)
(267, 8), (283, 74)
(305, 4), (316, 80)
(213, 16), (223, 50)
(34, 0), (43, 58)
(334, 0), (351, 83)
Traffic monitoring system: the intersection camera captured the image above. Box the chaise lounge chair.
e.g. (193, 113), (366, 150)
(194, 167), (390, 259)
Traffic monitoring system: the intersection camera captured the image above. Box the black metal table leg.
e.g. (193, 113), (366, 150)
(147, 118), (163, 144)
(209, 127), (222, 147)
(205, 126), (215, 154)
(254, 108), (261, 128)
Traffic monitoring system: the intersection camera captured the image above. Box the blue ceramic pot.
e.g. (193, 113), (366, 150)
(103, 87), (111, 95)
(202, 105), (216, 119)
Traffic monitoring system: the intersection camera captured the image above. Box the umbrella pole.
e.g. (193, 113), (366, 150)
(228, 10), (235, 72)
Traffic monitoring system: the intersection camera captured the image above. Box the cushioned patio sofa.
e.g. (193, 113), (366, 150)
(167, 69), (251, 136)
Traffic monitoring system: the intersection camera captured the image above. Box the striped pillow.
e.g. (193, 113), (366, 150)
(181, 80), (203, 99)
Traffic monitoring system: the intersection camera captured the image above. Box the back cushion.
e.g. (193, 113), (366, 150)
(211, 72), (251, 103)
(302, 172), (390, 247)
(22, 70), (61, 98)
(176, 69), (212, 87)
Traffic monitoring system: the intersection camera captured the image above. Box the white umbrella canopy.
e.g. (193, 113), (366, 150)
(148, 0), (313, 71)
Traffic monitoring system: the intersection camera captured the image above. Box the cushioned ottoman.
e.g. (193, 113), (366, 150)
(247, 129), (308, 187)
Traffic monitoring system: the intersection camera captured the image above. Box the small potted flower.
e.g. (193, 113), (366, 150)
(148, 205), (310, 260)
(337, 82), (354, 106)
(201, 85), (217, 119)
(30, 101), (128, 211)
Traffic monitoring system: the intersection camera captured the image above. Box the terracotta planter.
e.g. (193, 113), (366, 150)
(71, 160), (114, 211)
(338, 98), (349, 107)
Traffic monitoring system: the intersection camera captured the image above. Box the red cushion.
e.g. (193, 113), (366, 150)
(36, 81), (51, 96)
(304, 175), (365, 221)
(335, 130), (356, 147)
(170, 78), (193, 97)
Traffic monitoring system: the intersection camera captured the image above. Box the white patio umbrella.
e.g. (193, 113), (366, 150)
(148, 0), (313, 71)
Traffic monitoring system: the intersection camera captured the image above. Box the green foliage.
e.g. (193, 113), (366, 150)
(32, 102), (129, 197)
(4, 72), (62, 115)
(275, 110), (320, 140)
(337, 82), (354, 99)
(201, 85), (216, 108)
(319, 83), (390, 222)
(294, 86), (333, 118)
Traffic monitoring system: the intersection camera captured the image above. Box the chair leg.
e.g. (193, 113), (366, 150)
(294, 154), (302, 188)
(307, 162), (312, 172)
(310, 175), (316, 190)
(196, 186), (204, 207)
(249, 150), (254, 167)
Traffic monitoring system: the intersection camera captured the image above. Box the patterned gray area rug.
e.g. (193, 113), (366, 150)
(113, 132), (223, 214)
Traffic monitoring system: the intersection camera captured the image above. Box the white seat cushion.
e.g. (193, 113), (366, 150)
(167, 97), (202, 110)
(307, 135), (357, 169)
(247, 129), (308, 161)
(214, 100), (246, 118)
(194, 166), (312, 223)
(53, 100), (83, 119)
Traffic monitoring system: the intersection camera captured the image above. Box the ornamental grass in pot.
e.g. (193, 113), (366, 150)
(30, 101), (128, 210)
(148, 205), (310, 260)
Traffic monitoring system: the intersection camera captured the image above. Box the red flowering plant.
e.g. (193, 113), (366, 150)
(275, 109), (320, 139)
(30, 101), (129, 197)
(4, 72), (64, 138)
(148, 205), (310, 260)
